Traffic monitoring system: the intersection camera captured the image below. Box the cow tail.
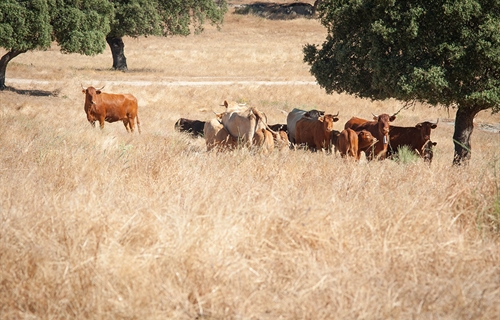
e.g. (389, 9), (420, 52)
(136, 113), (141, 134)
(251, 107), (278, 135)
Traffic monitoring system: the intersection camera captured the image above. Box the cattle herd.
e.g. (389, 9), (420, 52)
(82, 86), (438, 162)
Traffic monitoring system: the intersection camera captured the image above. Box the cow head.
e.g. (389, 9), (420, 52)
(415, 119), (438, 141)
(322, 114), (338, 132)
(357, 130), (378, 149)
(303, 109), (325, 119)
(82, 85), (105, 107)
(372, 113), (396, 141)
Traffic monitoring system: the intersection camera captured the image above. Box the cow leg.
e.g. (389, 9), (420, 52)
(123, 119), (131, 132)
(89, 121), (96, 128)
(128, 116), (135, 133)
(99, 117), (105, 130)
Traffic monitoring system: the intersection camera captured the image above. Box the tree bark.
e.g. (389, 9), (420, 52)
(452, 106), (482, 165)
(0, 49), (27, 90)
(106, 37), (128, 71)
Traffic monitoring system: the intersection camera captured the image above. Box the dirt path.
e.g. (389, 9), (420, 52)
(8, 78), (318, 87)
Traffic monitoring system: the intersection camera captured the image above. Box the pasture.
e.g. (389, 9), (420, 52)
(1, 4), (500, 319)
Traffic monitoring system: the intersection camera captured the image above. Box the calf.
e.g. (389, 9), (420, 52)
(253, 129), (275, 154)
(337, 129), (377, 160)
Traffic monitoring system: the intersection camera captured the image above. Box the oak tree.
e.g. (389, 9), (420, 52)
(0, 0), (112, 89)
(304, 0), (500, 164)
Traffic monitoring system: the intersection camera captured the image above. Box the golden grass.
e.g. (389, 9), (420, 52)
(1, 7), (500, 319)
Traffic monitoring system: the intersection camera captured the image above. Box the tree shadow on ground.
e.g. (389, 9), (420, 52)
(3, 86), (59, 97)
(234, 2), (316, 20)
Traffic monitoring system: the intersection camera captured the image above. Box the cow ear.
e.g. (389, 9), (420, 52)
(82, 89), (86, 94)
(224, 100), (228, 108)
(333, 117), (339, 122)
(432, 142), (437, 146)
(415, 123), (422, 128)
(431, 124), (437, 129)
(372, 115), (378, 120)
(96, 90), (101, 94)
(389, 115), (396, 122)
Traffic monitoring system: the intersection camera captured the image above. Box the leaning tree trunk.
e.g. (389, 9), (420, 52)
(452, 106), (482, 165)
(106, 37), (128, 71)
(0, 49), (27, 90)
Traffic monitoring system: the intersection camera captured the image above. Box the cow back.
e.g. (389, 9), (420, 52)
(287, 108), (325, 143)
(338, 128), (358, 158)
(96, 93), (138, 123)
(204, 119), (237, 151)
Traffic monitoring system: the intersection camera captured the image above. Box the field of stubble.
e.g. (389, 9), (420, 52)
(1, 5), (500, 319)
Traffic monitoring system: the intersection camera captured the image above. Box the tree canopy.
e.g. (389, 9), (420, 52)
(304, 0), (500, 164)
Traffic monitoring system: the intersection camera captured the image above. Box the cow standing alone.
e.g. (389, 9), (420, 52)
(82, 86), (141, 133)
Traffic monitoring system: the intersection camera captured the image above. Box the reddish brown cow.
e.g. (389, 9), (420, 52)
(344, 113), (396, 159)
(253, 129), (275, 154)
(386, 120), (438, 159)
(295, 114), (339, 151)
(337, 129), (377, 160)
(338, 128), (358, 158)
(82, 86), (141, 133)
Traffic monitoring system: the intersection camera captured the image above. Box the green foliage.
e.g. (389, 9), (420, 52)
(0, 0), (52, 51)
(392, 145), (420, 164)
(1, 0), (227, 55)
(305, 0), (500, 114)
(51, 0), (113, 55)
(108, 0), (228, 38)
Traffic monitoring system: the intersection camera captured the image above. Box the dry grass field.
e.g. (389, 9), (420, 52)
(1, 4), (500, 319)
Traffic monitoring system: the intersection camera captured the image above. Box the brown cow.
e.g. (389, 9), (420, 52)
(344, 113), (396, 159)
(386, 120), (438, 159)
(174, 118), (205, 137)
(337, 129), (378, 160)
(253, 129), (275, 154)
(338, 128), (358, 158)
(287, 108), (325, 144)
(295, 113), (339, 151)
(276, 130), (290, 151)
(82, 85), (140, 133)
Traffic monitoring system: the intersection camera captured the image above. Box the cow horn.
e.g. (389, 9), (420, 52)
(372, 112), (378, 118)
(81, 83), (87, 90)
(435, 118), (439, 125)
(96, 85), (105, 91)
(333, 111), (339, 117)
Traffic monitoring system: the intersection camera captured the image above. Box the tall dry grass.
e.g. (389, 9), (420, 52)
(1, 6), (500, 319)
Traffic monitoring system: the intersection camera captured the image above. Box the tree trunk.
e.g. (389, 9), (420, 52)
(452, 106), (481, 165)
(313, 0), (323, 14)
(0, 49), (26, 90)
(106, 37), (128, 71)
